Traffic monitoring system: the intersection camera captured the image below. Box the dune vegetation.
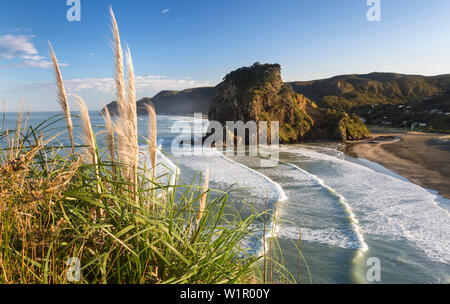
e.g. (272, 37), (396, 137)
(0, 8), (299, 284)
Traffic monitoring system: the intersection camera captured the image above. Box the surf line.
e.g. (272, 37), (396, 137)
(212, 148), (288, 254)
(283, 162), (369, 255)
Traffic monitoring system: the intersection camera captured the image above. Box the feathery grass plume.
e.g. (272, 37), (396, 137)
(196, 166), (210, 225)
(72, 94), (102, 194)
(125, 46), (137, 132)
(110, 7), (127, 120)
(125, 46), (139, 185)
(101, 106), (115, 164)
(110, 8), (139, 193)
(49, 42), (74, 149)
(145, 103), (157, 178)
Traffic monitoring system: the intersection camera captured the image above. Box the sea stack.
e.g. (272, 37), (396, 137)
(209, 62), (371, 143)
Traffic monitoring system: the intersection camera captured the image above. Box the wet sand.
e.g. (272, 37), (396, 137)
(348, 133), (450, 199)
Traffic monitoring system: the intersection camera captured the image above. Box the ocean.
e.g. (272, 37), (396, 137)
(2, 111), (450, 284)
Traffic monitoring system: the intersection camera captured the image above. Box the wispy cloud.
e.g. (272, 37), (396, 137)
(15, 75), (211, 96)
(161, 8), (171, 14)
(0, 35), (37, 59)
(0, 34), (66, 69)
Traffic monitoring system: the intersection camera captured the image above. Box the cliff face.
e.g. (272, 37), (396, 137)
(209, 63), (370, 143)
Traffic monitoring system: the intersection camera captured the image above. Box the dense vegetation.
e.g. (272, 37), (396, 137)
(0, 10), (297, 284)
(0, 111), (271, 284)
(209, 63), (370, 143)
(290, 72), (450, 112)
(363, 90), (450, 132)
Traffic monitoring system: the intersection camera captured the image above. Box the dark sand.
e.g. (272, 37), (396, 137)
(349, 133), (450, 199)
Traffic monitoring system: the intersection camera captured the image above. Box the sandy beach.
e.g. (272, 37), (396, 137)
(348, 132), (450, 199)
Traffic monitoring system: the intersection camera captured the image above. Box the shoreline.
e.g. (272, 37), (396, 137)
(345, 132), (450, 199)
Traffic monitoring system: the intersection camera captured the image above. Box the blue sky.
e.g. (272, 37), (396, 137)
(1, 0), (450, 111)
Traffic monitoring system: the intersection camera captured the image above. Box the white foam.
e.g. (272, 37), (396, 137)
(257, 161), (368, 252)
(278, 225), (362, 250)
(174, 146), (288, 203)
(214, 150), (288, 202)
(156, 147), (180, 187)
(172, 147), (289, 255)
(281, 146), (450, 264)
(283, 163), (368, 253)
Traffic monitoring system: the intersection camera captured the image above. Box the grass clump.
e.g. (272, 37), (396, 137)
(0, 8), (269, 284)
(0, 8), (302, 285)
(0, 117), (260, 283)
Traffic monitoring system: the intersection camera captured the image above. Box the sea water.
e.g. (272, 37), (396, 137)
(2, 112), (449, 284)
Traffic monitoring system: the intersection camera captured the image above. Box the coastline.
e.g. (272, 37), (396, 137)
(346, 132), (450, 199)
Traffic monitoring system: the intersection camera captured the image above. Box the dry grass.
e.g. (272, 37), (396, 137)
(49, 42), (74, 149)
(196, 167), (210, 225)
(101, 106), (115, 164)
(109, 8), (139, 194)
(0, 128), (82, 283)
(0, 7), (298, 285)
(145, 103), (157, 178)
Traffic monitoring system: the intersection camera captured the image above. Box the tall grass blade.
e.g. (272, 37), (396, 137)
(48, 42), (74, 149)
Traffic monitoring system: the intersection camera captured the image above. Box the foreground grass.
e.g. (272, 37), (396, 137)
(0, 114), (265, 284)
(0, 8), (299, 284)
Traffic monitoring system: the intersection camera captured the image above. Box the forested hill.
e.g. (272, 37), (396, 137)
(289, 72), (450, 112)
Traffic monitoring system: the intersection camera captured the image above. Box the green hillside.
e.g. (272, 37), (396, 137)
(290, 73), (450, 112)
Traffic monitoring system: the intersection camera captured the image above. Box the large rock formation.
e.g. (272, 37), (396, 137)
(209, 63), (371, 143)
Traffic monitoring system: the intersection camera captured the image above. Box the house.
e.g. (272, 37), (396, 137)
(430, 109), (443, 115)
(411, 122), (427, 129)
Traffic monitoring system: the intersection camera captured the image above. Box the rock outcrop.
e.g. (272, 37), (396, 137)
(209, 63), (370, 143)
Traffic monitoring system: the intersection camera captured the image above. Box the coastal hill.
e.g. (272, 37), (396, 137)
(209, 63), (370, 143)
(102, 70), (450, 133)
(289, 73), (450, 112)
(102, 87), (216, 116)
(363, 90), (450, 132)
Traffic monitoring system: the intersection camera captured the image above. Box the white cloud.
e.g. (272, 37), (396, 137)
(4, 75), (212, 111)
(65, 76), (210, 94)
(20, 55), (44, 61)
(16, 75), (211, 97)
(0, 34), (66, 69)
(0, 35), (38, 59)
(161, 8), (171, 14)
